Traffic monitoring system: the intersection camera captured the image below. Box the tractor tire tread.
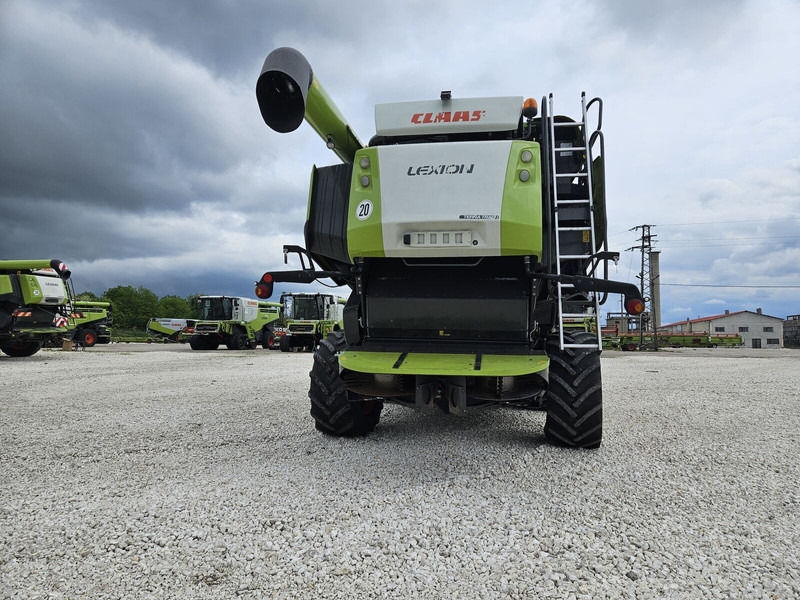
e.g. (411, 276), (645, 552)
(545, 331), (603, 449)
(308, 331), (382, 437)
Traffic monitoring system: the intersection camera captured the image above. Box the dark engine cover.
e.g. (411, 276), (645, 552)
(304, 163), (353, 268)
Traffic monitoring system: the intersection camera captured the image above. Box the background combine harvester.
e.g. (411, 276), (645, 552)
(188, 295), (281, 350)
(0, 259), (75, 357)
(278, 291), (345, 352)
(252, 47), (644, 448)
(69, 301), (112, 347)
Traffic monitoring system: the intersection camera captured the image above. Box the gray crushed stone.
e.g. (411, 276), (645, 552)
(1, 345), (798, 598)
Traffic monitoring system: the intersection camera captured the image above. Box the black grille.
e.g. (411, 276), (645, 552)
(364, 257), (530, 343)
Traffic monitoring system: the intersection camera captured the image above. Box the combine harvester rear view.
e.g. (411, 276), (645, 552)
(0, 260), (74, 357)
(253, 48), (644, 448)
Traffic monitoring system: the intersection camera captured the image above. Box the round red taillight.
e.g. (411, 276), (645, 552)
(626, 298), (645, 315)
(262, 273), (273, 283)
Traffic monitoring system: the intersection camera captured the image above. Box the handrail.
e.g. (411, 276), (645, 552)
(540, 95), (554, 274)
(588, 128), (610, 305)
(586, 96), (603, 132)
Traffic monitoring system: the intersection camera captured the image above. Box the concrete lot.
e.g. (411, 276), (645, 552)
(1, 345), (798, 598)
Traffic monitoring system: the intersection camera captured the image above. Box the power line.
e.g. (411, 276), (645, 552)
(659, 217), (800, 226)
(611, 217), (800, 236)
(659, 235), (800, 242)
(662, 283), (800, 288)
(659, 242), (799, 248)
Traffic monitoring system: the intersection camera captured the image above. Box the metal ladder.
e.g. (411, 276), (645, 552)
(548, 92), (603, 351)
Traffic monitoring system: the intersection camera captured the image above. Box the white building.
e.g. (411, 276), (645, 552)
(658, 308), (784, 348)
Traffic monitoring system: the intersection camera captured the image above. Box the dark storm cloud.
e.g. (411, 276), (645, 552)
(0, 0), (318, 273)
(0, 3), (262, 212)
(71, 0), (358, 80)
(71, 263), (264, 299)
(1, 0), (797, 319)
(2, 198), (192, 262)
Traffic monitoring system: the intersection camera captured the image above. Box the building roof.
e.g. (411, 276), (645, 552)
(660, 310), (782, 329)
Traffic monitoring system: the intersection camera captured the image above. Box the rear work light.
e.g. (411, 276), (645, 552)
(255, 273), (274, 299)
(625, 298), (645, 315)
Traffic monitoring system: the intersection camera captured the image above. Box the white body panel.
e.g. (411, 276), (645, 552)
(33, 275), (68, 304)
(243, 299), (258, 322)
(325, 300), (344, 322)
(199, 296), (261, 323)
(377, 141), (512, 257)
(375, 96), (523, 137)
(151, 318), (188, 332)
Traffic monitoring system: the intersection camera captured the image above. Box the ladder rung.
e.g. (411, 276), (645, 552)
(558, 226), (591, 231)
(563, 343), (600, 349)
(554, 147), (586, 152)
(560, 255), (592, 259)
(555, 199), (591, 205)
(556, 172), (588, 177)
(562, 313), (596, 318)
(554, 122), (584, 127)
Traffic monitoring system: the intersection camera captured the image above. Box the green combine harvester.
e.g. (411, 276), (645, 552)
(253, 47), (644, 448)
(146, 318), (194, 342)
(279, 292), (345, 352)
(189, 295), (282, 350)
(70, 300), (112, 346)
(0, 259), (74, 357)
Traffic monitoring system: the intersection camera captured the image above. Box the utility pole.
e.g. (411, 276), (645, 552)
(626, 225), (658, 350)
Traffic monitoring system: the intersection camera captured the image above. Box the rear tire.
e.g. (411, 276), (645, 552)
(261, 328), (274, 349)
(78, 328), (98, 347)
(309, 331), (382, 436)
(190, 335), (219, 350)
(227, 333), (247, 350)
(1, 341), (43, 357)
(279, 335), (290, 353)
(544, 331), (603, 449)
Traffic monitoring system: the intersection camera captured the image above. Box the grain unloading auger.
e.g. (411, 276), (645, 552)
(254, 47), (644, 447)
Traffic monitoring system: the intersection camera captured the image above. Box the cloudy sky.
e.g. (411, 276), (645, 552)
(1, 0), (798, 323)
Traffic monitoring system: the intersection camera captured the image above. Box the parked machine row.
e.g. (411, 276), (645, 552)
(145, 292), (345, 352)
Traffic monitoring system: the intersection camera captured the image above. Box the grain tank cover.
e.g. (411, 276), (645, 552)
(375, 96), (523, 137)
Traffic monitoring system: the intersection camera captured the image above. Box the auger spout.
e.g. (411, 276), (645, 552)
(256, 47), (363, 163)
(0, 259), (71, 279)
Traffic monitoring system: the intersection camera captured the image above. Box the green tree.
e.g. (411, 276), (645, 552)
(156, 295), (193, 319)
(74, 291), (100, 301)
(102, 285), (158, 330)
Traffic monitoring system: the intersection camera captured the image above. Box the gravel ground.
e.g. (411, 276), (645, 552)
(1, 345), (799, 599)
